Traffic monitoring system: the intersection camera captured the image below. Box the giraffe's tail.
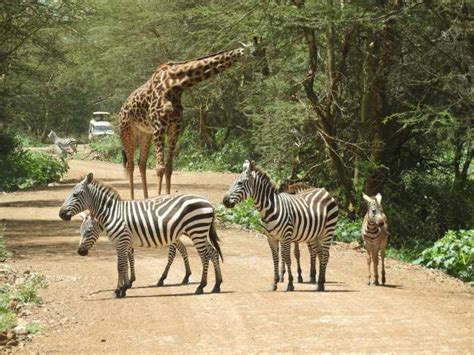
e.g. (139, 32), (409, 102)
(121, 149), (127, 169)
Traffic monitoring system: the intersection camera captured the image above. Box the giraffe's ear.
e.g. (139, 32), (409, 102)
(362, 193), (372, 204)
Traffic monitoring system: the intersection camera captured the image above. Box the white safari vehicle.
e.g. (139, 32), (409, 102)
(88, 111), (115, 141)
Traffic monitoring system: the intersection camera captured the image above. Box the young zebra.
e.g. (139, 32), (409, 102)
(78, 213), (192, 286)
(59, 173), (223, 298)
(223, 161), (338, 292)
(48, 130), (77, 154)
(362, 193), (389, 286)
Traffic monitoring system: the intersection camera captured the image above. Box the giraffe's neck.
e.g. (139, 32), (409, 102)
(162, 47), (247, 90)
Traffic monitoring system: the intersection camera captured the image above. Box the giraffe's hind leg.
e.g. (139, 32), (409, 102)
(164, 121), (181, 195)
(138, 133), (152, 199)
(120, 120), (136, 200)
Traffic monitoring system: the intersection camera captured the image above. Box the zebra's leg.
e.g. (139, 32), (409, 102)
(281, 238), (294, 291)
(366, 248), (372, 285)
(267, 236), (280, 291)
(157, 243), (177, 286)
(381, 248), (386, 286)
(192, 234), (211, 294)
(279, 242), (285, 282)
(128, 248), (136, 287)
(308, 243), (317, 284)
(113, 243), (130, 298)
(372, 248), (380, 286)
(316, 242), (330, 292)
(210, 247), (223, 293)
(294, 242), (303, 283)
(175, 239), (192, 284)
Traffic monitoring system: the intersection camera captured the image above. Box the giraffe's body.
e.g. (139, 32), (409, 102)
(120, 45), (254, 199)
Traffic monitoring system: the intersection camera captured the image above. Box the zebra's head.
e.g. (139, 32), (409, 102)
(77, 212), (103, 256)
(362, 193), (385, 227)
(223, 160), (256, 208)
(59, 173), (94, 221)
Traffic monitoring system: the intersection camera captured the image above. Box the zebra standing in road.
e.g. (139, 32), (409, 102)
(77, 212), (192, 286)
(278, 182), (318, 284)
(223, 161), (338, 292)
(48, 130), (77, 155)
(362, 193), (389, 286)
(59, 173), (223, 298)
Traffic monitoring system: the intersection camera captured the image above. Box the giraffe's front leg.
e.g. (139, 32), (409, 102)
(267, 236), (279, 291)
(138, 134), (152, 199)
(164, 120), (181, 195)
(152, 122), (166, 195)
(120, 120), (136, 200)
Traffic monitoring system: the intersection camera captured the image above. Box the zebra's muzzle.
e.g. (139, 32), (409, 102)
(222, 195), (235, 208)
(59, 209), (73, 221)
(77, 248), (88, 256)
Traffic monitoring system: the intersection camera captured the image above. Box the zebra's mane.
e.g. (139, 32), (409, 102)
(90, 179), (122, 200)
(253, 166), (278, 191)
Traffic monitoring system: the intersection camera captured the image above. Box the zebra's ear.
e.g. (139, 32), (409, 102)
(249, 161), (256, 171)
(362, 193), (372, 204)
(375, 193), (382, 204)
(85, 172), (93, 185)
(243, 160), (250, 171)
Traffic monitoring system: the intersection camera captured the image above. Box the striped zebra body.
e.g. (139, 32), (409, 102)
(78, 213), (192, 287)
(362, 193), (389, 286)
(278, 183), (319, 284)
(48, 130), (77, 154)
(59, 173), (222, 298)
(223, 161), (338, 292)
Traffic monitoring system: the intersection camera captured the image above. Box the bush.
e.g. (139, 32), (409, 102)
(415, 229), (474, 283)
(334, 215), (362, 243)
(215, 199), (262, 231)
(0, 133), (69, 192)
(89, 135), (123, 163)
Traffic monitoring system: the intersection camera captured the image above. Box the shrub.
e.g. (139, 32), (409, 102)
(0, 133), (69, 192)
(15, 274), (47, 305)
(334, 216), (362, 243)
(415, 229), (474, 283)
(215, 199), (262, 231)
(89, 135), (123, 163)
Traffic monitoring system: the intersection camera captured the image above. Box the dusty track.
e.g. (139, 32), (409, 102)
(1, 159), (472, 353)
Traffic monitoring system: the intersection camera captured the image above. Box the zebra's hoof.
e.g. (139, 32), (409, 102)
(182, 275), (190, 284)
(309, 277), (316, 284)
(286, 284), (294, 292)
(157, 279), (165, 287)
(297, 275), (303, 283)
(374, 280), (380, 286)
(113, 288), (126, 298)
(269, 284), (277, 291)
(316, 284), (325, 292)
(195, 287), (204, 295)
(211, 285), (221, 293)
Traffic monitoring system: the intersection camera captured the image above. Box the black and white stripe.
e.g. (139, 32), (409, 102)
(77, 213), (192, 287)
(59, 173), (222, 298)
(362, 193), (389, 286)
(48, 130), (77, 153)
(223, 161), (338, 292)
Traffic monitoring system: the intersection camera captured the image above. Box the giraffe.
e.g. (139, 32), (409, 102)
(119, 42), (257, 199)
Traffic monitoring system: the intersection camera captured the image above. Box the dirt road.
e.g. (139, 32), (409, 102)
(1, 159), (472, 353)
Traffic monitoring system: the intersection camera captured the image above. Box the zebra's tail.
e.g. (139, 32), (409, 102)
(209, 222), (223, 262)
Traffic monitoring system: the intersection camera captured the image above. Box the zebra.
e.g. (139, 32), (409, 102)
(362, 193), (389, 286)
(77, 212), (192, 286)
(48, 130), (77, 155)
(223, 160), (338, 292)
(277, 182), (317, 284)
(59, 173), (223, 298)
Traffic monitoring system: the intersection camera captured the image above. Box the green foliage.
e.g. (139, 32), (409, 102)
(14, 133), (47, 148)
(0, 226), (10, 261)
(0, 300), (16, 333)
(0, 133), (69, 192)
(334, 216), (362, 244)
(14, 274), (47, 305)
(89, 135), (123, 163)
(215, 199), (262, 232)
(25, 322), (44, 334)
(415, 230), (474, 283)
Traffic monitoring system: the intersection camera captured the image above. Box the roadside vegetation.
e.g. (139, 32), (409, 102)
(0, 133), (68, 192)
(0, 228), (47, 346)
